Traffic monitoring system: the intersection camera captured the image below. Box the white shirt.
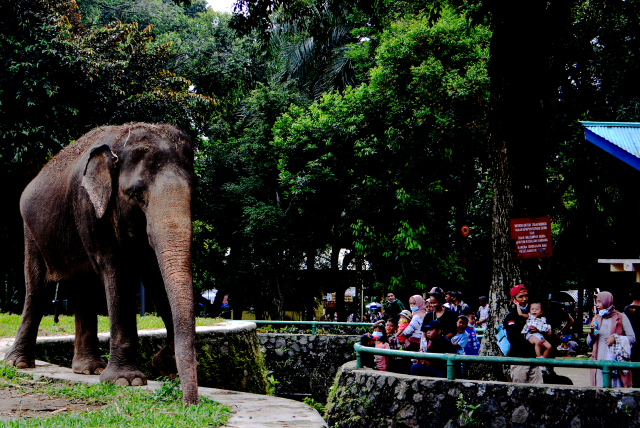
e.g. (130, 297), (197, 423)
(478, 305), (489, 329)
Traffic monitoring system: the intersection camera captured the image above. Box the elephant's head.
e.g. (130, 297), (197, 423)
(81, 123), (199, 404)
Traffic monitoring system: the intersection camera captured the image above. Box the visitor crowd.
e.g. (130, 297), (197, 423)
(359, 282), (640, 388)
(360, 289), (487, 377)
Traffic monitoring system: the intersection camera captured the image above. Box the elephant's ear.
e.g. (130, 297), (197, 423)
(81, 145), (118, 219)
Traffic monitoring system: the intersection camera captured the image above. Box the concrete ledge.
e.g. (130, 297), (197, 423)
(326, 361), (640, 428)
(31, 321), (259, 345)
(2, 321), (270, 394)
(0, 356), (327, 428)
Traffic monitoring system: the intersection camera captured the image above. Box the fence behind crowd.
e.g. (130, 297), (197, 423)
(241, 320), (373, 334)
(354, 343), (639, 388)
(235, 320), (486, 338)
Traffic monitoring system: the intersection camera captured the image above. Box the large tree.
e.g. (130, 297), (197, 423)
(271, 7), (492, 318)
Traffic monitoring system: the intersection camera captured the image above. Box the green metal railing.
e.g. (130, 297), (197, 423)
(246, 320), (373, 335)
(354, 343), (639, 388)
(239, 320), (486, 338)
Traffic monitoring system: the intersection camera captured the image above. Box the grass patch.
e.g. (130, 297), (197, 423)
(0, 362), (231, 427)
(0, 314), (225, 338)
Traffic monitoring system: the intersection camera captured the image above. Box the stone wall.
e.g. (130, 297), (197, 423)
(258, 334), (359, 401)
(326, 361), (640, 428)
(33, 322), (269, 395)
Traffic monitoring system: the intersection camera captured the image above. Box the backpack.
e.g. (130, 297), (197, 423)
(494, 324), (510, 356)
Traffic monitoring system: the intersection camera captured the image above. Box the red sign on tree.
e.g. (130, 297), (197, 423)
(509, 217), (553, 259)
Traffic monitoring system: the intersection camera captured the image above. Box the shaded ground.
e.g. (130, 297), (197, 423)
(0, 385), (102, 422)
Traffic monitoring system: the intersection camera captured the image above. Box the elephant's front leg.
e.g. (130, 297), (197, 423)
(98, 271), (147, 386)
(70, 277), (107, 375)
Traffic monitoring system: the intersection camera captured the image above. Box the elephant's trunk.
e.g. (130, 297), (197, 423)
(147, 176), (198, 405)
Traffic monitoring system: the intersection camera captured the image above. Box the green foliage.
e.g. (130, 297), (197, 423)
(152, 376), (185, 402)
(193, 81), (320, 318)
(304, 396), (326, 414)
(456, 393), (481, 426)
(266, 370), (280, 395)
(76, 0), (199, 34)
(0, 362), (28, 381)
(0, 0), (213, 171)
(273, 7), (491, 290)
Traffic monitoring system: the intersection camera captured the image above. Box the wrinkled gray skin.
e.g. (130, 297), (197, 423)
(5, 123), (199, 405)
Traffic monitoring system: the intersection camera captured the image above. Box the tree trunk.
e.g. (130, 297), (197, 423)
(305, 247), (317, 320)
(331, 244), (346, 321)
(470, 2), (555, 380)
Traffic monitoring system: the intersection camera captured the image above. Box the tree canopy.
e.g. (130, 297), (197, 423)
(3, 0), (640, 343)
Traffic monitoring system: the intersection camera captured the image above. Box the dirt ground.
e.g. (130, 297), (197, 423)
(0, 385), (102, 422)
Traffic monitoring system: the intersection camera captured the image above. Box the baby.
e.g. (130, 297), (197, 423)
(397, 310), (412, 346)
(519, 302), (552, 358)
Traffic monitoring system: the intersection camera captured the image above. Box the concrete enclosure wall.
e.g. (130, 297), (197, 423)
(33, 322), (270, 395)
(326, 361), (640, 428)
(258, 334), (359, 401)
(30, 325), (361, 399)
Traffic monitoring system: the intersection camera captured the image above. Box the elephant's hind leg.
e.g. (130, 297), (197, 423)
(5, 226), (51, 368)
(70, 276), (107, 375)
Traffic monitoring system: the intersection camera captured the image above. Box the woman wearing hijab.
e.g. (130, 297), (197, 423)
(588, 291), (636, 387)
(398, 295), (427, 352)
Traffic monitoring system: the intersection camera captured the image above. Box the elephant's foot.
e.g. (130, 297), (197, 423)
(4, 348), (35, 369)
(152, 345), (177, 378)
(72, 356), (107, 375)
(99, 363), (147, 387)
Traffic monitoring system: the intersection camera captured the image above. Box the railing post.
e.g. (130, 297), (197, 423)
(356, 347), (362, 368)
(312, 322), (317, 335)
(603, 364), (612, 388)
(447, 357), (456, 380)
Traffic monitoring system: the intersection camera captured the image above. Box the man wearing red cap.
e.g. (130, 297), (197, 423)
(502, 284), (543, 384)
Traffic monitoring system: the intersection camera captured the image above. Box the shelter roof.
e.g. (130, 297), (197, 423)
(580, 121), (640, 171)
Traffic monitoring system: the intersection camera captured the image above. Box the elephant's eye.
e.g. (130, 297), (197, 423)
(128, 191), (144, 204)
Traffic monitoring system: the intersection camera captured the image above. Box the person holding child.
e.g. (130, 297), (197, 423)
(503, 284), (543, 384)
(519, 301), (553, 359)
(398, 295), (427, 352)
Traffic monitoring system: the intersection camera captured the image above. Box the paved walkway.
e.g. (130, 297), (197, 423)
(0, 340), (327, 428)
(555, 366), (591, 387)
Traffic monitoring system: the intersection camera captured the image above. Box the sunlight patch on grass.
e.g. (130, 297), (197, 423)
(0, 363), (231, 427)
(0, 314), (225, 338)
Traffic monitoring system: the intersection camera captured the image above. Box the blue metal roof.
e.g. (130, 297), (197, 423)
(580, 121), (640, 171)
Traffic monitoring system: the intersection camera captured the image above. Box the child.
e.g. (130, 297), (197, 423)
(520, 302), (552, 358)
(397, 310), (412, 347)
(451, 315), (470, 355)
(463, 311), (481, 355)
(372, 325), (390, 371)
(567, 338), (578, 357)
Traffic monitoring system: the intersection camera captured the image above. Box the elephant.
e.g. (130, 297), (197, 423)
(5, 123), (199, 405)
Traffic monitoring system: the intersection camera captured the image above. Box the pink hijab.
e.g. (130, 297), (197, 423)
(410, 295), (427, 320)
(596, 291), (618, 317)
